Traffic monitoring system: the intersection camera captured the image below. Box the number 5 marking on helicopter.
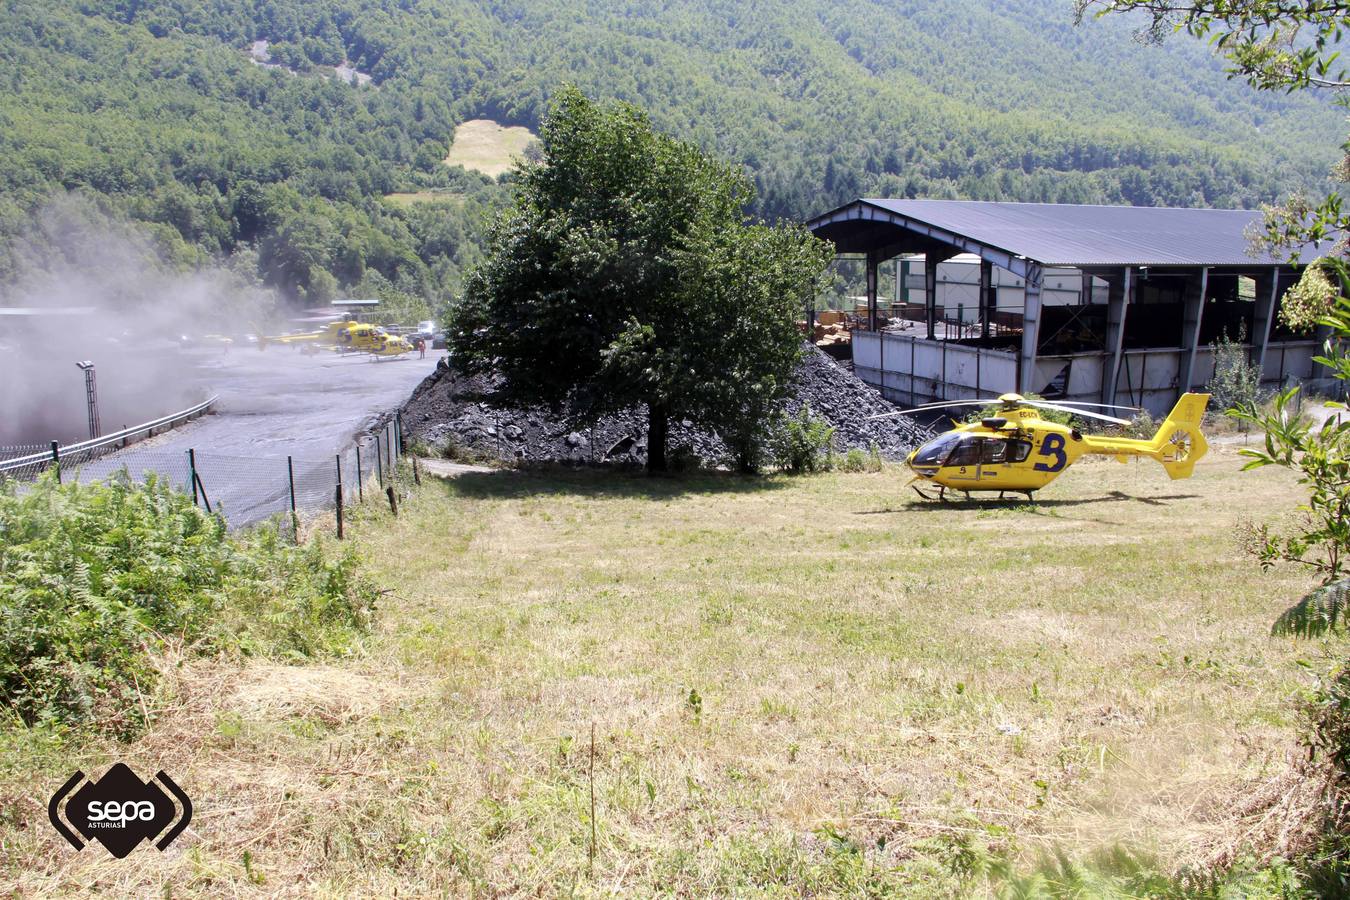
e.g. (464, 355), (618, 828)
(1033, 433), (1067, 472)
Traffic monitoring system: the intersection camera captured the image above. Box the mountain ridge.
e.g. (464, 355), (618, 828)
(0, 0), (1340, 312)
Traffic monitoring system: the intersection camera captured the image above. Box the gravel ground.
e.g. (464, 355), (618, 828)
(400, 344), (931, 466)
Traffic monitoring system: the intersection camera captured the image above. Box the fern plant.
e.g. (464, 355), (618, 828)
(1273, 580), (1350, 638)
(0, 472), (376, 734)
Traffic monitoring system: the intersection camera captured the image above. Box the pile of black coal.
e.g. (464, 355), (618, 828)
(399, 344), (930, 466)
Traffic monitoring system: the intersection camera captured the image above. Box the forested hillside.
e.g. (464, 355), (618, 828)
(0, 0), (1341, 316)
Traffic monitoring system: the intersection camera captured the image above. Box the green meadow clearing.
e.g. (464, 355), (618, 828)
(0, 445), (1321, 896)
(444, 119), (539, 179)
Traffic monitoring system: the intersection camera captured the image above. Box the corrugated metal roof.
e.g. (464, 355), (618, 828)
(843, 199), (1300, 267)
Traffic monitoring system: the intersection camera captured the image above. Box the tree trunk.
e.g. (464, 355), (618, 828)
(736, 441), (756, 475)
(647, 402), (669, 473)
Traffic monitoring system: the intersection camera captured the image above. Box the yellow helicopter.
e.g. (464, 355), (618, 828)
(873, 392), (1210, 501)
(364, 332), (415, 359)
(259, 321), (413, 358)
(259, 319), (360, 350)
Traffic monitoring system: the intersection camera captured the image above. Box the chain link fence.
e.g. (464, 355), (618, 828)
(1, 415), (405, 534)
(0, 443), (49, 463)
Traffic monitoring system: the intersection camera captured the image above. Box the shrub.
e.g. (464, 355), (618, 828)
(1124, 410), (1157, 440)
(1208, 322), (1263, 416)
(1305, 663), (1350, 778)
(840, 448), (867, 472)
(0, 473), (376, 734)
(668, 444), (701, 473)
(770, 404), (835, 474)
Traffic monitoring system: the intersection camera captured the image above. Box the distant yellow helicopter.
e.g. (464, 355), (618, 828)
(259, 319), (360, 349)
(259, 321), (413, 358)
(364, 332), (415, 359)
(873, 392), (1210, 501)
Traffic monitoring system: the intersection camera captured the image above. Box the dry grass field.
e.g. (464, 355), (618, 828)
(444, 119), (538, 178)
(0, 444), (1324, 896)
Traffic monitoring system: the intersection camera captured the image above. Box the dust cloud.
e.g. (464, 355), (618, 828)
(0, 196), (275, 446)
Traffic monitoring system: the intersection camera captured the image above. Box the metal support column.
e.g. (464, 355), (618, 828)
(1018, 265), (1044, 395)
(1178, 267), (1208, 396)
(1252, 272), (1280, 376)
(865, 252), (879, 332)
(980, 259), (993, 340)
(1103, 268), (1131, 405)
(925, 256), (938, 341)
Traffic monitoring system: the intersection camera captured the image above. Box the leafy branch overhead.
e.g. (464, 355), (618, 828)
(1076, 1), (1350, 91)
(1078, 1), (1350, 283)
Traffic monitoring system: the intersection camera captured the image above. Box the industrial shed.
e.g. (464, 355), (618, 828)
(806, 198), (1318, 415)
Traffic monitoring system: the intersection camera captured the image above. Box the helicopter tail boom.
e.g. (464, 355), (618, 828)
(1079, 393), (1210, 479)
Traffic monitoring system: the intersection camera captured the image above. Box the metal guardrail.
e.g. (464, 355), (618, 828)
(0, 395), (219, 475)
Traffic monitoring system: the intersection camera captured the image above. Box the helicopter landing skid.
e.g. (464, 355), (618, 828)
(911, 484), (1036, 504)
(1000, 490), (1037, 504)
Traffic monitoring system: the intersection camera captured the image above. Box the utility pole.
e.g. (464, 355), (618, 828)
(75, 361), (100, 439)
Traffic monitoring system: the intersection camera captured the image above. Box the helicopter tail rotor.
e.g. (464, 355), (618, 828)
(1149, 393), (1210, 479)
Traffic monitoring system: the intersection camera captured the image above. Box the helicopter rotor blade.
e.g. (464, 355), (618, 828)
(1040, 400), (1142, 413)
(866, 400), (1001, 420)
(1022, 401), (1132, 426)
(866, 397), (1140, 425)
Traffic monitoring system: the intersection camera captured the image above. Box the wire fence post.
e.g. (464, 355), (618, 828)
(195, 467), (212, 514)
(50, 441), (61, 484)
(376, 435), (384, 487)
(287, 455), (298, 542)
(335, 453), (344, 540)
(188, 448), (198, 506)
(355, 444), (364, 503)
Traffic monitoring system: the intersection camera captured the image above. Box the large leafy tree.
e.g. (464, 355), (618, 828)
(450, 87), (830, 472)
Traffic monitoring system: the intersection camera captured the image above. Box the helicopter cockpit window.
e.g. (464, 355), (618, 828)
(914, 434), (1030, 468)
(911, 433), (961, 467)
(979, 439), (1008, 465)
(947, 436), (984, 467)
